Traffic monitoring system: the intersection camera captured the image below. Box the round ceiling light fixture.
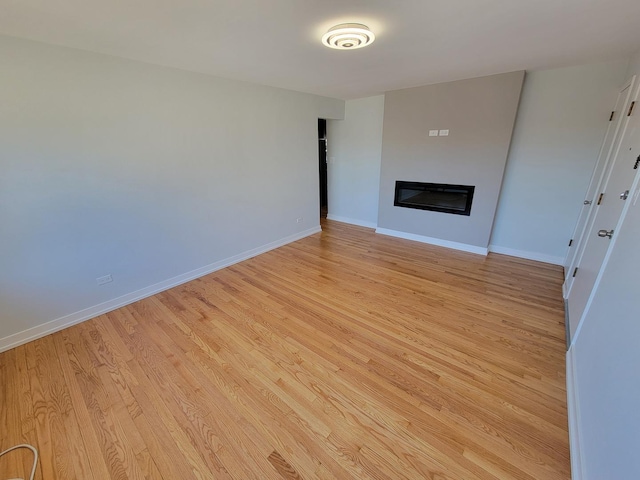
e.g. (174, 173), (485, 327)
(321, 23), (375, 50)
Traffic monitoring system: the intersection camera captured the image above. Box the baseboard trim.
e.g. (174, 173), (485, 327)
(326, 214), (377, 229)
(375, 228), (488, 256)
(564, 298), (572, 349)
(488, 245), (564, 266)
(0, 226), (322, 353)
(566, 346), (584, 480)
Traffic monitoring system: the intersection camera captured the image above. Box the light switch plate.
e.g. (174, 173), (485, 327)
(439, 129), (449, 136)
(429, 130), (439, 137)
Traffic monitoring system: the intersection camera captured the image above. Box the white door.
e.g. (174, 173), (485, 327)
(567, 97), (640, 340)
(564, 77), (636, 283)
(569, 156), (640, 479)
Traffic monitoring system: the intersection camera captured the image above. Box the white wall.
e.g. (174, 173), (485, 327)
(326, 96), (384, 228)
(627, 49), (640, 79)
(490, 60), (628, 265)
(568, 48), (640, 480)
(0, 35), (344, 350)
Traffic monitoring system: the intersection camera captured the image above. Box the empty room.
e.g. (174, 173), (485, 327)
(1, 1), (640, 479)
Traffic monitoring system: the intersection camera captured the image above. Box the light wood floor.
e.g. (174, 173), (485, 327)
(0, 220), (570, 479)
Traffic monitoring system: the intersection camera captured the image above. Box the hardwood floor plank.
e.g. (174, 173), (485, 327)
(268, 450), (302, 479)
(1, 349), (23, 478)
(25, 339), (66, 480)
(61, 327), (148, 480)
(52, 334), (115, 480)
(0, 220), (570, 479)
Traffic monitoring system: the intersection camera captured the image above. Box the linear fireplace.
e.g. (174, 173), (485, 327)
(394, 181), (475, 216)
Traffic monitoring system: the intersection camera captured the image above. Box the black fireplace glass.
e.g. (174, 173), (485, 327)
(394, 181), (475, 216)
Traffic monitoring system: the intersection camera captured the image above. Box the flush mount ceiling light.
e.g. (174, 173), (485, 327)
(321, 23), (375, 50)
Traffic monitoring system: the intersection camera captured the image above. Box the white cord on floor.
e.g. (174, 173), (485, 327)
(0, 444), (38, 480)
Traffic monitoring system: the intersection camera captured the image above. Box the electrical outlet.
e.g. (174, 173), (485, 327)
(296, 217), (303, 223)
(96, 274), (113, 286)
(429, 130), (439, 137)
(439, 129), (449, 136)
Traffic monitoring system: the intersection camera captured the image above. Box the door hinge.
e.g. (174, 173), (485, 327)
(628, 101), (636, 117)
(572, 267), (579, 278)
(634, 154), (639, 170)
(609, 110), (615, 121)
(568, 239), (573, 247)
(597, 193), (605, 205)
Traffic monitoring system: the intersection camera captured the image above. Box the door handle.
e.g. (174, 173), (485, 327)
(597, 229), (614, 239)
(620, 190), (630, 200)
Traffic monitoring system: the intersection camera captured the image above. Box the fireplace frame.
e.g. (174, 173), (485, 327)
(393, 181), (475, 216)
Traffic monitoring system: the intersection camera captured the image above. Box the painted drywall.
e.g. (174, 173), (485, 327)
(568, 48), (640, 480)
(0, 35), (344, 347)
(490, 60), (629, 265)
(377, 71), (524, 249)
(326, 96), (384, 228)
(626, 49), (640, 80)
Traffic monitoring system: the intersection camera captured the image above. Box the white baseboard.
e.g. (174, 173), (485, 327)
(375, 227), (488, 256)
(0, 226), (321, 353)
(488, 245), (564, 266)
(326, 214), (377, 229)
(566, 346), (584, 480)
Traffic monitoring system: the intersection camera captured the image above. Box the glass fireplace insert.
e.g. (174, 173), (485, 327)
(394, 181), (475, 216)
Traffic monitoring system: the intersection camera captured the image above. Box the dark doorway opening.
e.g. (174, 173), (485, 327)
(318, 119), (328, 219)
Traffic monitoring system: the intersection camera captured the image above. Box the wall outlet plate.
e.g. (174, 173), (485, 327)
(439, 129), (449, 136)
(96, 274), (113, 286)
(429, 130), (439, 137)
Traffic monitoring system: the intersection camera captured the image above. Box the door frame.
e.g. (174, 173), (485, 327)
(565, 76), (638, 295)
(566, 81), (640, 345)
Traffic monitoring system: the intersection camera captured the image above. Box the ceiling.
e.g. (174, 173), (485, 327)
(1, 0), (639, 99)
